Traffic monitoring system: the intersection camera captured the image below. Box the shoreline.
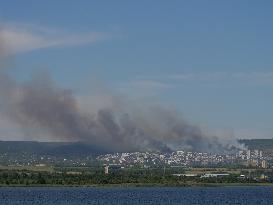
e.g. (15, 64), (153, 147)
(1, 183), (273, 188)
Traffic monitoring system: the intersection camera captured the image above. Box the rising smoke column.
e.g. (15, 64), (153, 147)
(0, 71), (230, 153)
(0, 28), (232, 153)
(0, 72), (169, 151)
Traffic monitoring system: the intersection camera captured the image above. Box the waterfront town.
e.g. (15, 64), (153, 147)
(96, 149), (270, 169)
(0, 148), (270, 169)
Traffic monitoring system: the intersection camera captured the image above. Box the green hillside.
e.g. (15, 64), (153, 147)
(238, 139), (273, 150)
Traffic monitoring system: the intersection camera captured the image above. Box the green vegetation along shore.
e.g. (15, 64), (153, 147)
(0, 166), (272, 187)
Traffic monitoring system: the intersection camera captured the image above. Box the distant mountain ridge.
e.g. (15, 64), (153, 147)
(2, 139), (272, 157)
(238, 139), (273, 150)
(0, 141), (109, 156)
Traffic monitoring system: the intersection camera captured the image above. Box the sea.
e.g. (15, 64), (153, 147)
(0, 186), (273, 205)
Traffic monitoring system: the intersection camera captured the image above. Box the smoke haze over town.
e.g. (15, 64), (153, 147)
(0, 61), (233, 153)
(0, 1), (272, 154)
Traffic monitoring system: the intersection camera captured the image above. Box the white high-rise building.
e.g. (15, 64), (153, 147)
(104, 165), (109, 174)
(259, 151), (263, 158)
(261, 160), (267, 169)
(254, 150), (259, 157)
(247, 150), (251, 160)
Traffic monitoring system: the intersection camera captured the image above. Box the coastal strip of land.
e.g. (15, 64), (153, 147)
(0, 166), (272, 187)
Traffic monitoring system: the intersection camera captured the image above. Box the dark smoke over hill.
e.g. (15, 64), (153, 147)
(0, 31), (236, 153)
(0, 141), (108, 156)
(0, 72), (234, 153)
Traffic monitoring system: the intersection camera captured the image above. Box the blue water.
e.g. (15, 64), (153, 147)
(0, 186), (273, 205)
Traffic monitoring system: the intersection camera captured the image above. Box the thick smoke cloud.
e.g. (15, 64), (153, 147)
(0, 71), (234, 153)
(0, 30), (235, 153)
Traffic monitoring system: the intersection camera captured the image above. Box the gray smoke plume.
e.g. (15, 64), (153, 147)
(0, 30), (235, 153)
(0, 71), (234, 153)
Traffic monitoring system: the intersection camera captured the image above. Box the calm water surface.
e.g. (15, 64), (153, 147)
(0, 186), (273, 205)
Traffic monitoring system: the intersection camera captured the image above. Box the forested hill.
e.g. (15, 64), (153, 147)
(0, 141), (108, 156)
(238, 139), (273, 150)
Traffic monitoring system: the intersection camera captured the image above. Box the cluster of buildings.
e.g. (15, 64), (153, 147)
(97, 149), (270, 168)
(236, 149), (268, 168)
(0, 148), (270, 169)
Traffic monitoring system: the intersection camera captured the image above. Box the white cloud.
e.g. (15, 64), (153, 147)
(168, 73), (194, 80)
(115, 80), (172, 99)
(0, 22), (108, 55)
(231, 71), (273, 84)
(128, 80), (172, 89)
(169, 72), (229, 81)
(169, 71), (273, 84)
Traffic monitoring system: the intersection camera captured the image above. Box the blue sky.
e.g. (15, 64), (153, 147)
(0, 1), (273, 139)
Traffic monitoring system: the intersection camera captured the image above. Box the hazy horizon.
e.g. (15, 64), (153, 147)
(0, 1), (272, 153)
